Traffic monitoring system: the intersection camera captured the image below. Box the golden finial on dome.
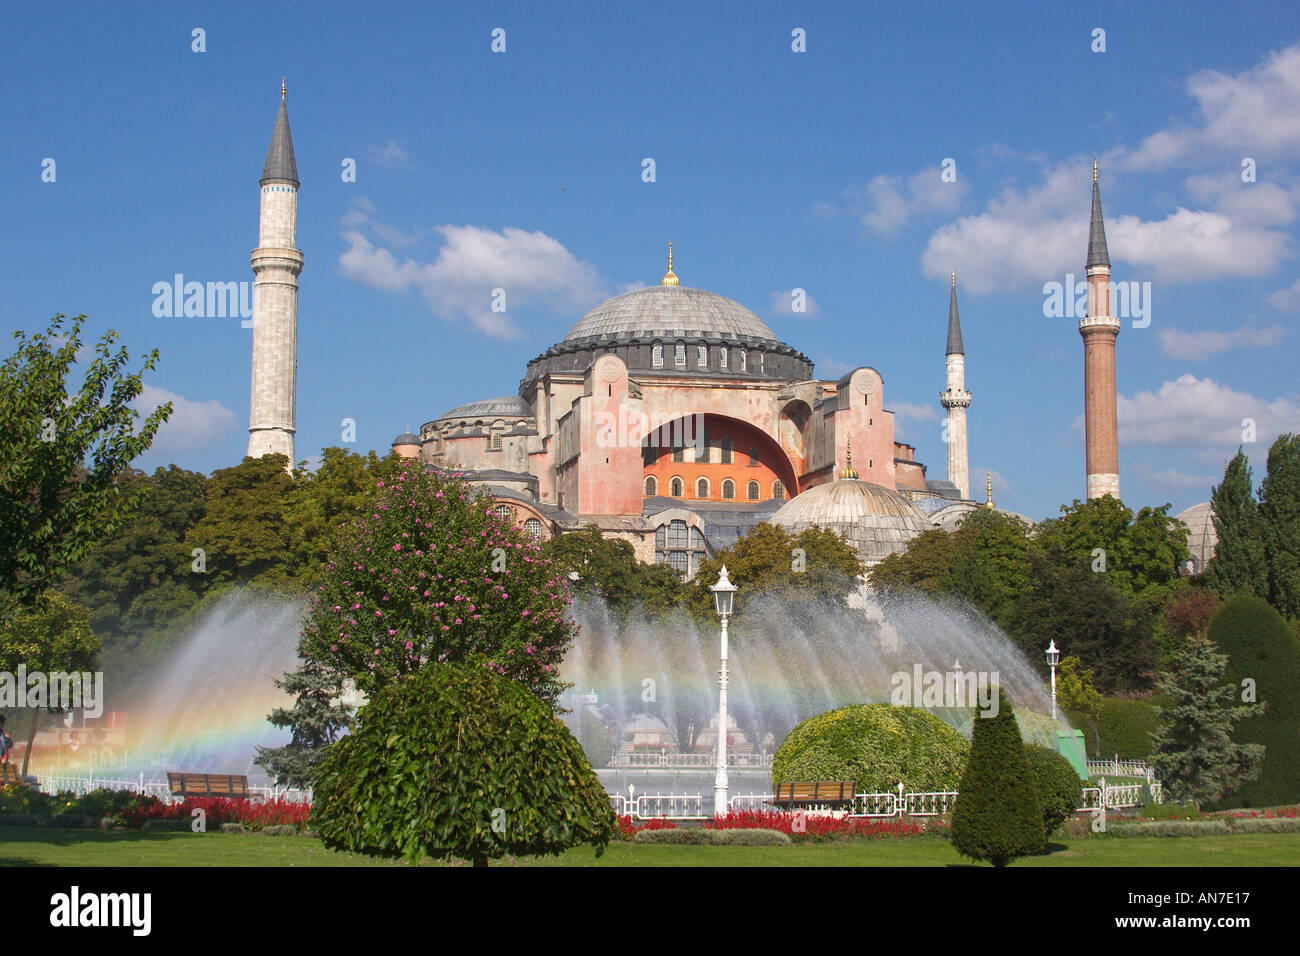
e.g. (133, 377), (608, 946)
(839, 438), (859, 480)
(985, 472), (995, 509)
(661, 242), (679, 286)
(281, 77), (287, 98)
(951, 270), (956, 288)
(1093, 158), (1098, 183)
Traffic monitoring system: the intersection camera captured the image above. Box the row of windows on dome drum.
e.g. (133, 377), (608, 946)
(645, 476), (786, 501)
(651, 343), (761, 373)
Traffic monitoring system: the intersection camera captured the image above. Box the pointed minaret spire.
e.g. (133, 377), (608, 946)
(946, 270), (964, 355)
(261, 81), (299, 187)
(1087, 160), (1109, 269)
(985, 472), (995, 509)
(939, 272), (972, 499)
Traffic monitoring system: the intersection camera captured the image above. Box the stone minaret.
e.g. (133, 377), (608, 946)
(939, 271), (971, 499)
(1080, 161), (1120, 499)
(247, 81), (303, 467)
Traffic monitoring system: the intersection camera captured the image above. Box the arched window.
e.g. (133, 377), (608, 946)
(652, 343), (664, 367)
(720, 437), (733, 464)
(674, 342), (686, 367)
(672, 445), (684, 463)
(644, 475), (657, 497)
(758, 352), (764, 374)
(523, 518), (542, 540)
(670, 477), (683, 497)
(655, 525), (666, 548)
(748, 447), (759, 465)
(747, 480), (760, 501)
(738, 350), (746, 372)
(493, 504), (513, 521)
(490, 431), (502, 450)
(665, 551), (688, 575)
(667, 520), (688, 548)
(720, 346), (728, 369)
(696, 477), (710, 498)
(697, 344), (708, 367)
(772, 480), (786, 500)
(691, 527), (705, 549)
(722, 479), (735, 500)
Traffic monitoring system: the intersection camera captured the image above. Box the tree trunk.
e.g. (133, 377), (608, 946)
(20, 708), (39, 780)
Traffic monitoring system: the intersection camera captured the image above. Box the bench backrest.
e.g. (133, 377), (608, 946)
(773, 781), (857, 802)
(166, 772), (250, 797)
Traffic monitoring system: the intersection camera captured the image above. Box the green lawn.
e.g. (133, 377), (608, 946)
(1, 828), (1297, 866)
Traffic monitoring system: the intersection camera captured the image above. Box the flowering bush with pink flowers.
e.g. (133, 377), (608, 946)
(704, 809), (939, 841)
(300, 464), (575, 705)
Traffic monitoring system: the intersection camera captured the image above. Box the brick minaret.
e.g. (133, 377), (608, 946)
(1079, 162), (1120, 499)
(939, 271), (971, 499)
(247, 81), (303, 466)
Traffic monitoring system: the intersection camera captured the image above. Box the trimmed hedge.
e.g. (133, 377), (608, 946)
(1206, 595), (1300, 809)
(1108, 820), (1229, 837)
(772, 704), (970, 794)
(1095, 698), (1158, 759)
(1025, 745), (1084, 836)
(1229, 817), (1300, 834)
(633, 827), (790, 845)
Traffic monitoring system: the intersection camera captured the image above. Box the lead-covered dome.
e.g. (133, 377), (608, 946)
(435, 396), (532, 423)
(771, 476), (934, 566)
(1174, 501), (1217, 575)
(562, 285), (779, 344)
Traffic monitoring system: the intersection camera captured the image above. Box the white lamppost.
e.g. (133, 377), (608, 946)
(710, 566), (737, 818)
(1045, 640), (1061, 720)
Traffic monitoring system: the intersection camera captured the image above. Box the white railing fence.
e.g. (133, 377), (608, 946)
(608, 752), (774, 769)
(1086, 758), (1154, 780)
(611, 779), (1157, 821)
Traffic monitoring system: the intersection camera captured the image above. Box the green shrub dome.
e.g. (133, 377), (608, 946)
(771, 704), (970, 794)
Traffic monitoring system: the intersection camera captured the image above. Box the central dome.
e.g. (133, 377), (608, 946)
(562, 285), (779, 344)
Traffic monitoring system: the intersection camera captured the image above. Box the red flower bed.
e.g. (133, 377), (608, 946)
(121, 796), (311, 830)
(1212, 805), (1299, 820)
(704, 809), (935, 840)
(615, 815), (677, 840)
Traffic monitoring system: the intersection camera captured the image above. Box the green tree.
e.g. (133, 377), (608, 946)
(0, 592), (99, 778)
(0, 315), (171, 622)
(182, 454), (298, 586)
(1024, 744), (1084, 837)
(254, 645), (353, 789)
(950, 689), (1046, 867)
(868, 529), (957, 599)
(1206, 595), (1300, 808)
(311, 662), (616, 866)
(688, 523), (864, 621)
(298, 462), (573, 704)
(1149, 630), (1262, 806)
(541, 524), (684, 618)
(285, 447), (391, 582)
(1203, 449), (1267, 600)
(1057, 655), (1104, 752)
(1034, 497), (1187, 601)
(945, 509), (1032, 627)
(1260, 434), (1300, 618)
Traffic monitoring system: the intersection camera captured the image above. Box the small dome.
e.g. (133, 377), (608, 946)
(770, 477), (933, 565)
(562, 285), (778, 344)
(1174, 501), (1217, 575)
(435, 395), (532, 422)
(391, 431), (420, 446)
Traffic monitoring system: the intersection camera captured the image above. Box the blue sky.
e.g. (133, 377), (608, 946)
(3, 1), (1298, 522)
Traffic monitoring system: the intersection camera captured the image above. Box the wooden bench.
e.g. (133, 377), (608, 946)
(0, 764), (29, 787)
(166, 772), (251, 800)
(771, 781), (858, 809)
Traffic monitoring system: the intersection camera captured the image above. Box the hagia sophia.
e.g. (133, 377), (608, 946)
(246, 88), (1219, 581)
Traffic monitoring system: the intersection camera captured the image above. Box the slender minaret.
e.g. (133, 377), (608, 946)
(1080, 161), (1120, 499)
(247, 80), (303, 467)
(940, 271), (971, 499)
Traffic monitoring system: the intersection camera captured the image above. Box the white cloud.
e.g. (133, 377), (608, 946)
(338, 216), (606, 340)
(968, 466), (1011, 497)
(824, 166), (969, 235)
(891, 401), (939, 422)
(1266, 276), (1300, 311)
(1156, 323), (1287, 360)
(920, 158), (1293, 291)
(817, 357), (853, 378)
(770, 289), (821, 317)
(1131, 462), (1218, 492)
(1071, 373), (1300, 450)
(367, 139), (414, 169)
(133, 384), (237, 455)
(1123, 44), (1300, 170)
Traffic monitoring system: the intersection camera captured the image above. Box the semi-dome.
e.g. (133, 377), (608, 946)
(562, 285), (779, 344)
(435, 395), (532, 423)
(770, 475), (934, 565)
(1174, 501), (1217, 575)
